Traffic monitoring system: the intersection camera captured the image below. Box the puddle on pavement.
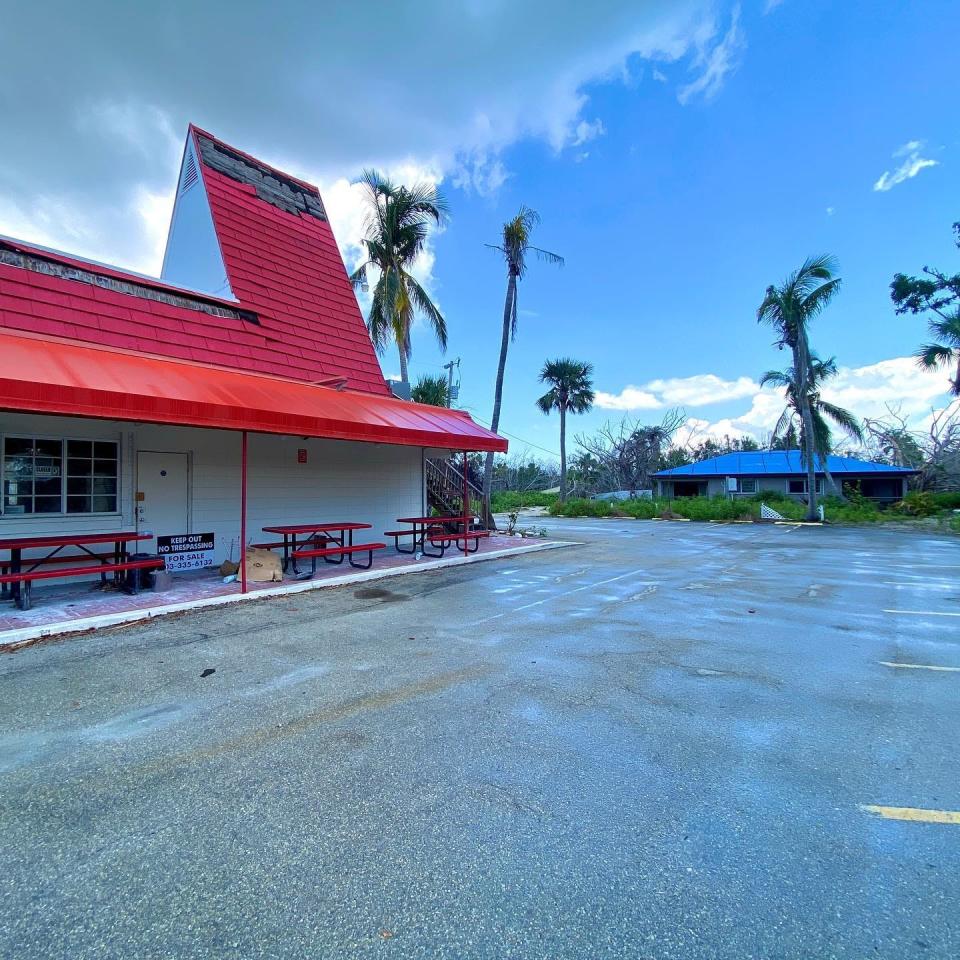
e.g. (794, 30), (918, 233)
(353, 587), (409, 603)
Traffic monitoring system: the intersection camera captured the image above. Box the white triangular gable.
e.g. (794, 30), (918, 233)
(160, 136), (234, 300)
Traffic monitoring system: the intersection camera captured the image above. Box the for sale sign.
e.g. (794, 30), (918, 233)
(156, 532), (215, 571)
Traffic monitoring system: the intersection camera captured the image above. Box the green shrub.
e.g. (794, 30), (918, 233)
(893, 491), (936, 517)
(491, 490), (558, 512)
(749, 488), (791, 503)
(548, 498), (601, 517)
(614, 498), (661, 519)
(670, 495), (752, 521)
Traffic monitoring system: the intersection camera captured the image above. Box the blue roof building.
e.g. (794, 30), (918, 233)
(653, 451), (917, 502)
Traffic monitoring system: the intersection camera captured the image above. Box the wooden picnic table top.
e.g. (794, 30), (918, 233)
(261, 522), (372, 535)
(0, 531), (152, 552)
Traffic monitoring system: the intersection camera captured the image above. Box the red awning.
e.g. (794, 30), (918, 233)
(0, 330), (507, 453)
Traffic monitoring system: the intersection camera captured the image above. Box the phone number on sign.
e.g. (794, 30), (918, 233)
(163, 553), (214, 571)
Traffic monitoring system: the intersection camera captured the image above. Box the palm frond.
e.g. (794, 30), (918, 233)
(530, 245), (565, 267)
(928, 315), (960, 347)
(915, 342), (955, 369)
(818, 401), (864, 442)
(407, 275), (447, 352)
(536, 389), (558, 415)
(759, 369), (791, 388)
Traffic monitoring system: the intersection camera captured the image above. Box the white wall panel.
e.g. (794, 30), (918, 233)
(1, 414), (427, 568)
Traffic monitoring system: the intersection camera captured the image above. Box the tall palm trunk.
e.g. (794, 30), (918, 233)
(559, 402), (568, 502)
(795, 336), (819, 521)
(482, 271), (517, 513)
(397, 342), (409, 385)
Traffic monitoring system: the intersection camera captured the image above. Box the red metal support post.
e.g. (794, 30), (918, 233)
(463, 449), (470, 540)
(240, 430), (248, 594)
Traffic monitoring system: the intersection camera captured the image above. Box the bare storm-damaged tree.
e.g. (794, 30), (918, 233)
(575, 410), (686, 496)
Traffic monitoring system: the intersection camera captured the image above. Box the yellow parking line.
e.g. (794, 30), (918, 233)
(880, 661), (960, 672)
(860, 805), (960, 825)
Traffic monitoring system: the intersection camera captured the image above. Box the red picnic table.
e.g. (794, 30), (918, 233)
(0, 531), (162, 610)
(387, 516), (491, 558)
(258, 522), (385, 575)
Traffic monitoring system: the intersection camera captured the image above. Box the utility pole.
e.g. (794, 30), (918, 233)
(443, 358), (460, 407)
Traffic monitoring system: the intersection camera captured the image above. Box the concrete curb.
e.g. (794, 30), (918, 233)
(0, 539), (578, 652)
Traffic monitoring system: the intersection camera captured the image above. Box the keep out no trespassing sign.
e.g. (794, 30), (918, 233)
(156, 532), (215, 570)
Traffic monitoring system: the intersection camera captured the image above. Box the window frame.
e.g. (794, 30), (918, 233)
(1, 433), (121, 519)
(735, 477), (757, 494)
(788, 477), (824, 495)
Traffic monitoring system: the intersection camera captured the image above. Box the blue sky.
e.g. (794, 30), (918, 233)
(1, 0), (956, 460)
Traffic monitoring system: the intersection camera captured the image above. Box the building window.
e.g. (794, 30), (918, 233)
(736, 478), (757, 494)
(2, 436), (119, 516)
(788, 478), (823, 495)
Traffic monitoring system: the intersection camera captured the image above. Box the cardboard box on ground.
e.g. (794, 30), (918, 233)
(218, 550), (283, 582)
(244, 548), (283, 582)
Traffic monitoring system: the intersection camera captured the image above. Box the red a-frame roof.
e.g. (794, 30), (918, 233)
(0, 125), (392, 396)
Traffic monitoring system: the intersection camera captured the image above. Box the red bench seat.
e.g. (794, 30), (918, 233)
(290, 542), (386, 573)
(0, 557), (166, 610)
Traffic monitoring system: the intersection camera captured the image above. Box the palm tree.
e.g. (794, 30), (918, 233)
(536, 359), (595, 502)
(760, 354), (863, 495)
(891, 220), (960, 396)
(914, 316), (960, 396)
(481, 207), (564, 511)
(349, 170), (449, 386)
(410, 374), (449, 407)
(757, 255), (841, 519)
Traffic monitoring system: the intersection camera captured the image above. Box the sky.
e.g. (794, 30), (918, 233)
(1, 0), (957, 461)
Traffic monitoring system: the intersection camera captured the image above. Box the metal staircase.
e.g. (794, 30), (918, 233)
(425, 457), (485, 522)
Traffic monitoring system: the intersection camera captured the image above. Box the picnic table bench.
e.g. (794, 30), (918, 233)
(0, 532), (163, 611)
(260, 523), (385, 576)
(387, 517), (492, 558)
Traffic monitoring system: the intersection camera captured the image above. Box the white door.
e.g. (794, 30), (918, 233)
(137, 452), (189, 540)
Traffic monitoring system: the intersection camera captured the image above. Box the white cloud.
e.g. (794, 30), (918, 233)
(672, 356), (954, 442)
(873, 140), (939, 192)
(677, 4), (746, 105)
(0, 1), (730, 271)
(826, 206), (835, 216)
(595, 373), (759, 410)
(77, 100), (180, 165)
(571, 118), (606, 146)
(130, 186), (175, 274)
(451, 151), (510, 196)
(594, 386), (662, 410)
(652, 67), (668, 83)
(763, 0), (785, 12)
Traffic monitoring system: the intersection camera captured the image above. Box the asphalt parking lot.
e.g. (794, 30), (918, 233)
(1, 519), (958, 959)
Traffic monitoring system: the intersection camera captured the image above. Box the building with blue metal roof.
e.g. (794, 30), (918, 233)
(653, 451), (917, 502)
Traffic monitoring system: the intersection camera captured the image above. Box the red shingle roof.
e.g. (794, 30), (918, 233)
(0, 126), (391, 395)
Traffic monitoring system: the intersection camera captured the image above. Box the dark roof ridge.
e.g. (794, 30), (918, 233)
(191, 127), (327, 222)
(0, 238), (259, 325)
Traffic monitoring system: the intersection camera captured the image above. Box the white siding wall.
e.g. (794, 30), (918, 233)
(0, 414), (135, 537)
(1, 414), (426, 566)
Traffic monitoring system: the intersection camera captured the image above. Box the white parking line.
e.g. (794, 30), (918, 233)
(884, 609), (960, 618)
(477, 568), (651, 623)
(881, 582), (953, 590)
(880, 661), (960, 672)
